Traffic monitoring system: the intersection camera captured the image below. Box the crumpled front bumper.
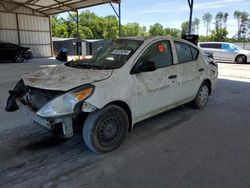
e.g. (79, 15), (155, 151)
(16, 99), (74, 138)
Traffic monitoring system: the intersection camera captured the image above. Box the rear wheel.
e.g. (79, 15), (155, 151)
(83, 105), (129, 153)
(14, 54), (24, 63)
(235, 55), (246, 64)
(193, 82), (210, 109)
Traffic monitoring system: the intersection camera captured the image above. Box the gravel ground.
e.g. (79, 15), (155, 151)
(0, 59), (250, 188)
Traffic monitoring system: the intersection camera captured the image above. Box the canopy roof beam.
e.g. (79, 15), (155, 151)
(1, 0), (120, 15)
(109, 2), (122, 37)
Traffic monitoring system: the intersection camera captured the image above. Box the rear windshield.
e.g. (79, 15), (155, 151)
(66, 39), (143, 70)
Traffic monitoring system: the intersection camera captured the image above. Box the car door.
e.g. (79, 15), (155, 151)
(131, 40), (180, 121)
(220, 43), (237, 61)
(174, 41), (202, 101)
(208, 43), (222, 61)
(0, 43), (7, 61)
(3, 43), (15, 60)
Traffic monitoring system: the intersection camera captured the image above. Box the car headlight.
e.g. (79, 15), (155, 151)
(37, 85), (95, 118)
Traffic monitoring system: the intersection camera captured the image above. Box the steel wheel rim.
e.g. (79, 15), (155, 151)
(198, 85), (209, 106)
(97, 116), (122, 147)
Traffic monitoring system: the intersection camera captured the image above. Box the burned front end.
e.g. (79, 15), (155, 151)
(6, 79), (96, 137)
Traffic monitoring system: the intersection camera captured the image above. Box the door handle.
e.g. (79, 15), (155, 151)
(199, 68), (205, 72)
(168, 75), (177, 79)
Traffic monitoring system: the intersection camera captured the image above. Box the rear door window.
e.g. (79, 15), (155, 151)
(208, 43), (221, 49)
(200, 43), (209, 48)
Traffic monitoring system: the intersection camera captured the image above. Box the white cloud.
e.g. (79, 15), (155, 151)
(140, 0), (247, 14)
(193, 0), (245, 10)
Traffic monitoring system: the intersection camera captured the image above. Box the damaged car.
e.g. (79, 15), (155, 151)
(6, 36), (218, 153)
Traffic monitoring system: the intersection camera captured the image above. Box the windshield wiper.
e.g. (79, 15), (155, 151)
(72, 64), (93, 69)
(71, 63), (102, 70)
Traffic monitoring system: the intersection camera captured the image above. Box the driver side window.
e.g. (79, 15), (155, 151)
(139, 40), (173, 68)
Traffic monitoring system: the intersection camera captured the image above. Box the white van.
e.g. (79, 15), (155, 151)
(198, 42), (250, 64)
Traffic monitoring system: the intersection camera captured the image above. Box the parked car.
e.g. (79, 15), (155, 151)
(0, 42), (33, 63)
(6, 36), (218, 153)
(198, 42), (250, 64)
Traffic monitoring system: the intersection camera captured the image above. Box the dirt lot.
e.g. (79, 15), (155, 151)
(0, 59), (250, 188)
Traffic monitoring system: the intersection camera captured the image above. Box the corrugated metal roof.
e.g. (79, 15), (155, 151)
(2, 0), (120, 15)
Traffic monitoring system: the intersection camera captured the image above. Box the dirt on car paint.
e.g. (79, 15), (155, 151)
(22, 64), (113, 91)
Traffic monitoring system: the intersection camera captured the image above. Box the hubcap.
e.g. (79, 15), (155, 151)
(98, 117), (121, 146)
(198, 85), (209, 106)
(15, 55), (23, 63)
(237, 56), (244, 64)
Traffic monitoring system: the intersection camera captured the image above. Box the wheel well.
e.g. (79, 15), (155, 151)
(235, 54), (247, 62)
(108, 101), (133, 131)
(203, 79), (212, 95)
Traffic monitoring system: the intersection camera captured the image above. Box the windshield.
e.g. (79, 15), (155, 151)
(66, 39), (143, 70)
(230, 44), (242, 50)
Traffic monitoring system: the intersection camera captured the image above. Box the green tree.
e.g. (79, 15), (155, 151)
(181, 21), (189, 35)
(223, 12), (229, 28)
(215, 12), (224, 32)
(123, 23), (140, 36)
(210, 28), (228, 41)
(103, 15), (119, 39)
(149, 23), (165, 36)
(202, 13), (213, 36)
(234, 10), (250, 41)
(165, 28), (181, 37)
(51, 16), (69, 38)
(193, 18), (200, 34)
(79, 26), (94, 39)
(139, 26), (148, 36)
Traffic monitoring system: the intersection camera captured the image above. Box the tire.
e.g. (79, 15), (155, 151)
(235, 55), (246, 64)
(14, 54), (24, 63)
(193, 82), (210, 109)
(83, 105), (129, 153)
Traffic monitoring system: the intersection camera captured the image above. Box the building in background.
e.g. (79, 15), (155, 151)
(53, 37), (109, 56)
(0, 1), (52, 57)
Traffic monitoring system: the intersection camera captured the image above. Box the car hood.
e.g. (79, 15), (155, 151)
(240, 49), (250, 55)
(22, 64), (112, 91)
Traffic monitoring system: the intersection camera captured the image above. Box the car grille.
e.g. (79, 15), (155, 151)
(23, 87), (64, 111)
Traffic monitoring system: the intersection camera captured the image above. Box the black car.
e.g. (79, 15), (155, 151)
(0, 42), (33, 63)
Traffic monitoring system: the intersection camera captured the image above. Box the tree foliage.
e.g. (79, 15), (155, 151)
(181, 20), (199, 35)
(51, 10), (250, 42)
(234, 10), (250, 41)
(149, 23), (165, 36)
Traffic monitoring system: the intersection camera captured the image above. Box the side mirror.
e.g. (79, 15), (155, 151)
(131, 60), (157, 74)
(204, 51), (214, 59)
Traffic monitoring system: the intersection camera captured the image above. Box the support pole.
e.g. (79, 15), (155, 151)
(110, 2), (122, 37)
(188, 0), (194, 35)
(118, 2), (121, 37)
(76, 9), (80, 56)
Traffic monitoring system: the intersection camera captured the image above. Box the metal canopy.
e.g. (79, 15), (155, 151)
(2, 0), (120, 15)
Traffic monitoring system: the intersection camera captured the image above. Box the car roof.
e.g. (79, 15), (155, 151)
(198, 41), (230, 44)
(119, 36), (197, 46)
(119, 36), (175, 41)
(0, 42), (16, 45)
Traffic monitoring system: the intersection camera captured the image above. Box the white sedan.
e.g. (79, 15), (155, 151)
(6, 36), (218, 153)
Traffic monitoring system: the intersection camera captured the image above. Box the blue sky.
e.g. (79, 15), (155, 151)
(61, 0), (250, 37)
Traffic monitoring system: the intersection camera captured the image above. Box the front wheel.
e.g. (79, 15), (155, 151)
(14, 54), (24, 63)
(193, 83), (210, 109)
(83, 105), (129, 153)
(235, 55), (246, 64)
